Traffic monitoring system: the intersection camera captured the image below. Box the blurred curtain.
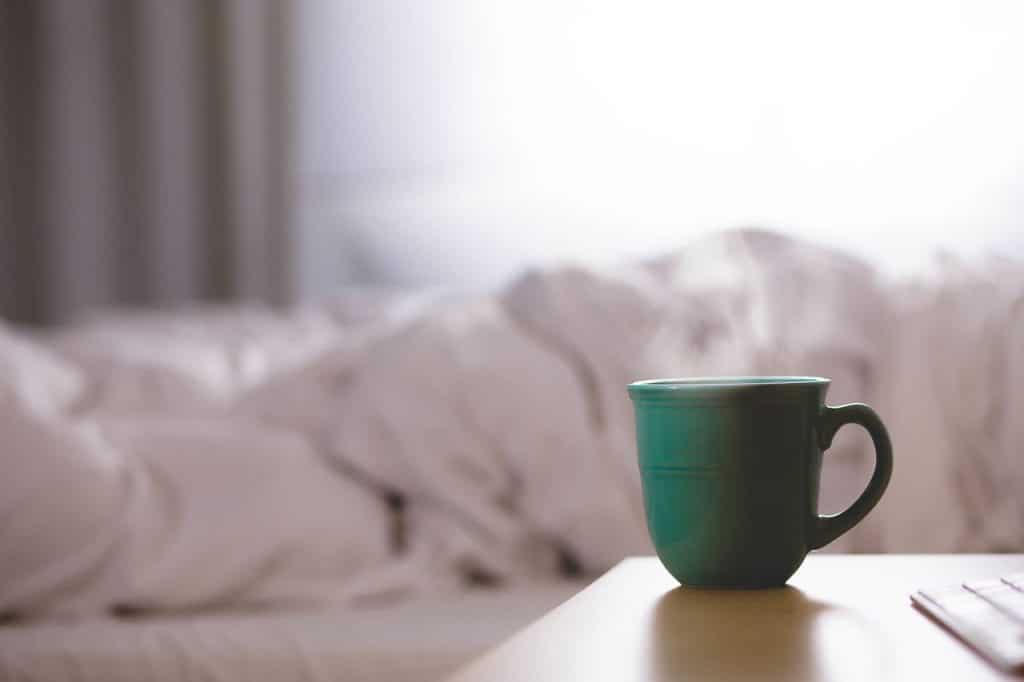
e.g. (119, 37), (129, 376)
(0, 0), (294, 325)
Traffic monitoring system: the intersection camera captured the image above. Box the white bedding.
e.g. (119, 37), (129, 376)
(0, 581), (584, 682)
(1, 228), (1022, 622)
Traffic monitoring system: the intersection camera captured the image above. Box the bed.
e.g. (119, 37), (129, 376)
(1, 229), (1021, 680)
(0, 581), (584, 682)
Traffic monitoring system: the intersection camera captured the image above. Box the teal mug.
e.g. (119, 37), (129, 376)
(628, 377), (892, 588)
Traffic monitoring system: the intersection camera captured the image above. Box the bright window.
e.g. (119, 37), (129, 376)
(298, 0), (1024, 291)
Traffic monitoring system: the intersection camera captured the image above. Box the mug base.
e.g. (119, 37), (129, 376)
(676, 579), (792, 590)
(655, 549), (807, 591)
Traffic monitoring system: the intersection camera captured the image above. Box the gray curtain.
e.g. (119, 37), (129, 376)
(0, 0), (295, 326)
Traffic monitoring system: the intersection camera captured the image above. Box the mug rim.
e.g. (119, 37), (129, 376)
(628, 376), (830, 399)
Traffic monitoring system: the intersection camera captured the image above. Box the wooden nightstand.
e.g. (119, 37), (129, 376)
(447, 555), (1024, 681)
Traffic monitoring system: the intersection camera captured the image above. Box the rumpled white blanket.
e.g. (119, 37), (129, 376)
(1, 229), (1021, 618)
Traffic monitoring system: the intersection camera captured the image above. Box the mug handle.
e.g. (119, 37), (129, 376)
(810, 403), (893, 549)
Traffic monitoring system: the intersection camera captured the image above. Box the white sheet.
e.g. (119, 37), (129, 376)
(0, 581), (584, 682)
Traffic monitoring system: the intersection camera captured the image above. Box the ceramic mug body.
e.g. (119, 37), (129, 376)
(628, 377), (892, 588)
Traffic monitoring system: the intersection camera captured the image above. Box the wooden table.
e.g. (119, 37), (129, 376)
(447, 555), (1024, 682)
